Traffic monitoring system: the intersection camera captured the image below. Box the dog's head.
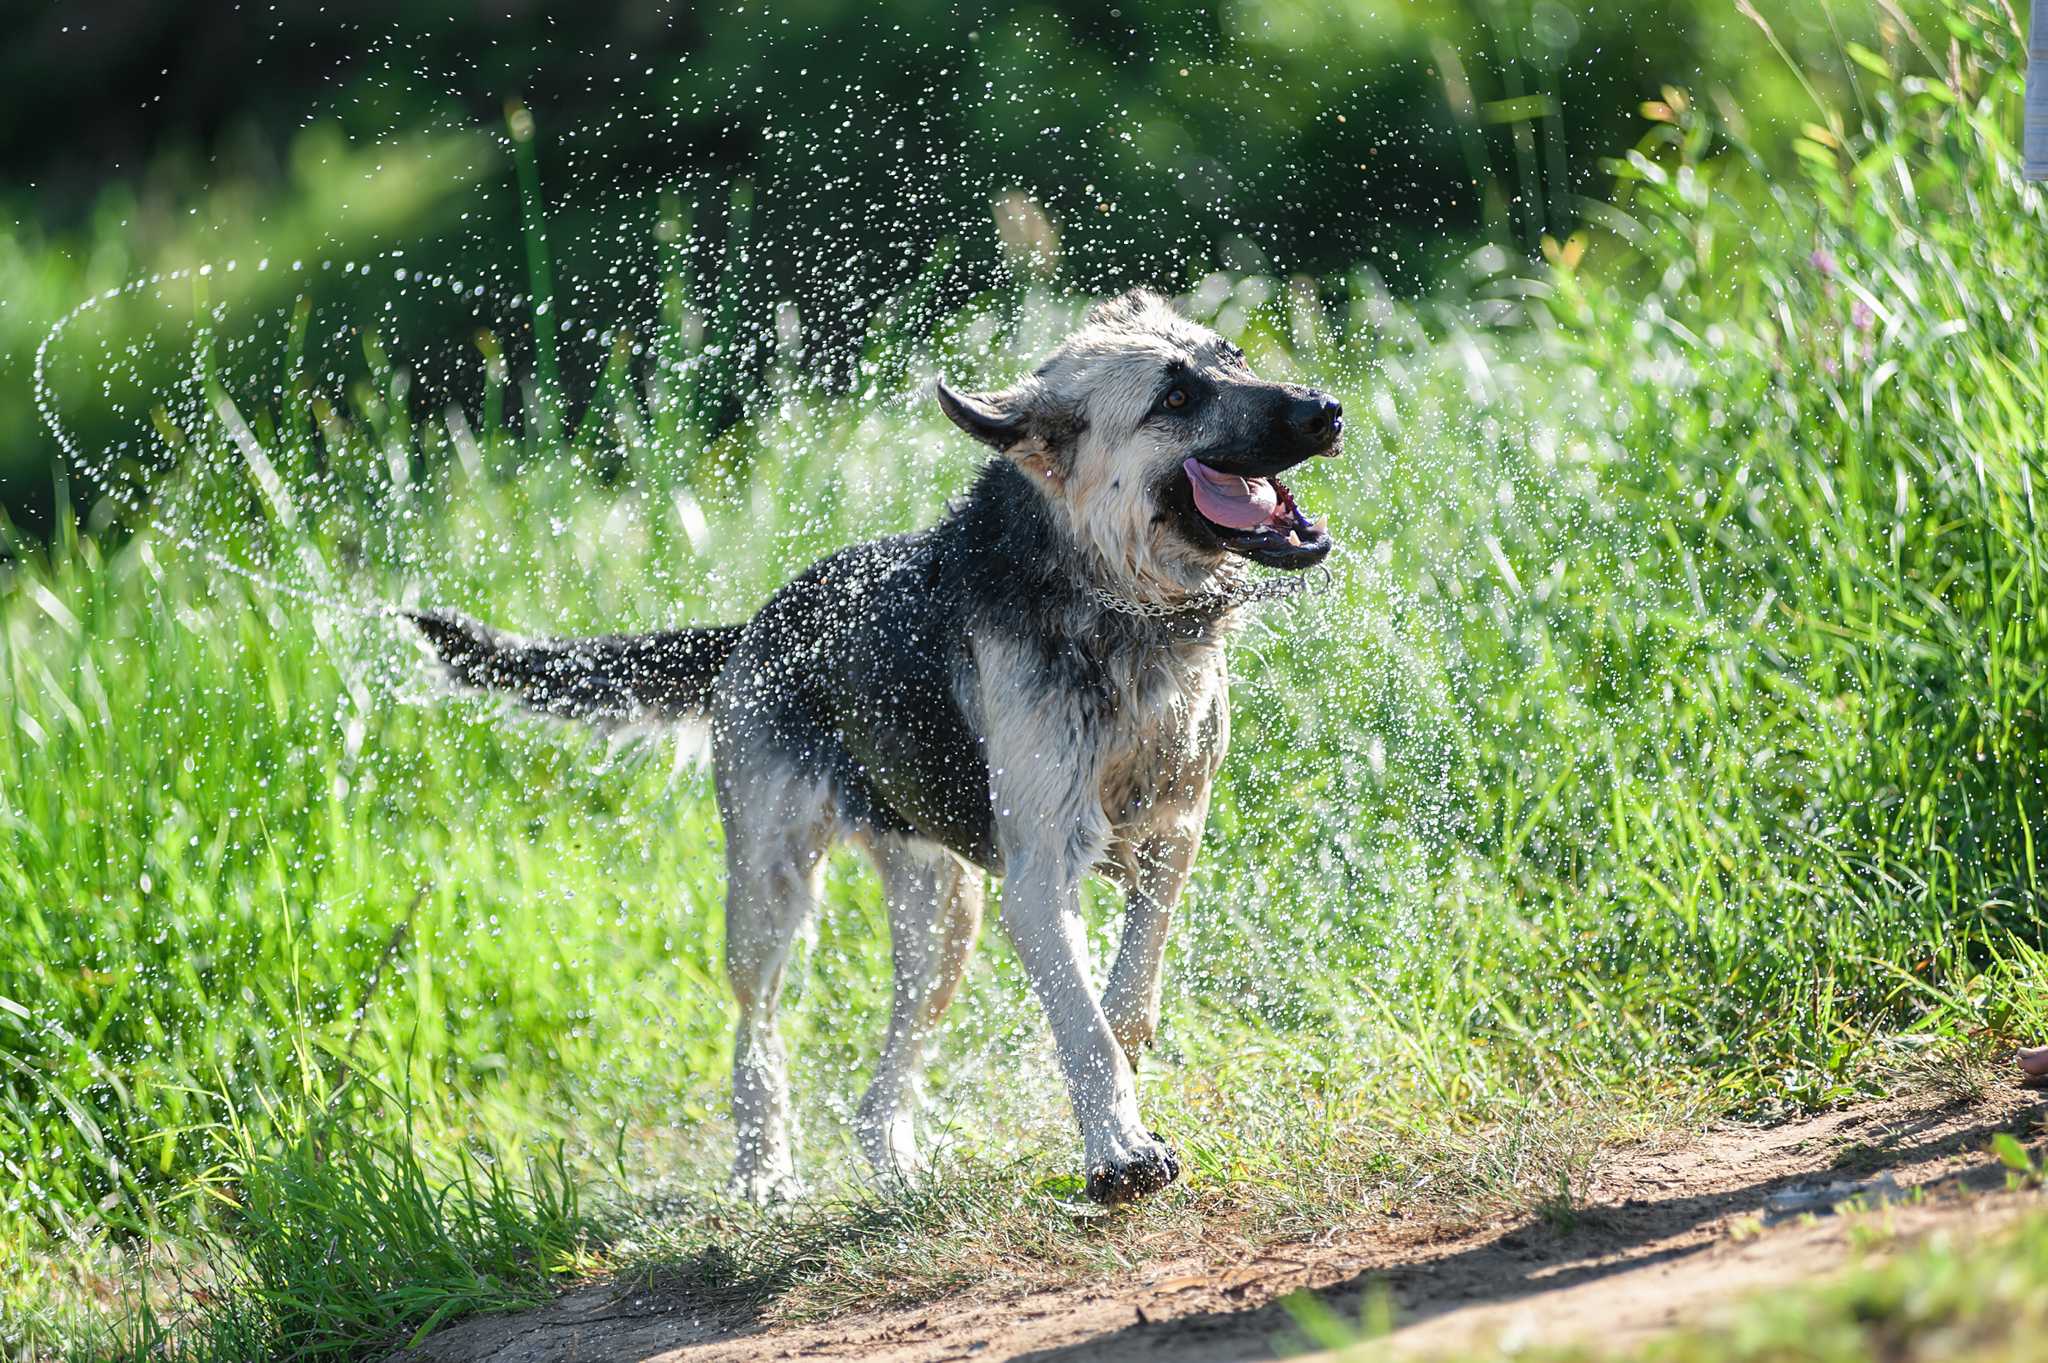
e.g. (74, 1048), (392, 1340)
(935, 289), (1340, 598)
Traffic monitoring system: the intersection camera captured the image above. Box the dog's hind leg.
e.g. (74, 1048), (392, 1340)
(718, 752), (838, 1205)
(853, 833), (984, 1179)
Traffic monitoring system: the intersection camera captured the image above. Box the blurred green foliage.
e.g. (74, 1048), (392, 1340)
(0, 0), (1871, 525)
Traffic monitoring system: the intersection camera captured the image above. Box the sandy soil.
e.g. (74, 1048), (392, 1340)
(390, 1080), (2048, 1363)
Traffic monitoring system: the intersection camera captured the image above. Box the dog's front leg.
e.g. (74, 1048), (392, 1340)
(1101, 818), (1204, 1070)
(980, 639), (1179, 1205)
(1104, 684), (1222, 1071)
(998, 848), (1180, 1205)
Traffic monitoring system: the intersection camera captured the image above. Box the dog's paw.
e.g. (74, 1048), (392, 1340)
(1085, 1131), (1181, 1207)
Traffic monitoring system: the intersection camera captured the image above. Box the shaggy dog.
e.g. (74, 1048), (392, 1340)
(407, 289), (1341, 1205)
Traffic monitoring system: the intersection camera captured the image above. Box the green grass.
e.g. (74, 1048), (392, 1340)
(8, 2), (2048, 1358)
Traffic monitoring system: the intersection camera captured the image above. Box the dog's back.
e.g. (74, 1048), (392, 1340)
(409, 458), (1076, 870)
(711, 456), (1112, 869)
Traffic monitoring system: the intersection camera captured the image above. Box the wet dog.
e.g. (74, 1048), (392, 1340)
(407, 289), (1341, 1204)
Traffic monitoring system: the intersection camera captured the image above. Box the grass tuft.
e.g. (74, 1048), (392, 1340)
(102, 1085), (602, 1363)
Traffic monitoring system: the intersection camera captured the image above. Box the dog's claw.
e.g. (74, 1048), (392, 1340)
(1085, 1133), (1182, 1207)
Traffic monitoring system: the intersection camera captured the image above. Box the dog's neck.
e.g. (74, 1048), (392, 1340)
(969, 456), (1243, 608)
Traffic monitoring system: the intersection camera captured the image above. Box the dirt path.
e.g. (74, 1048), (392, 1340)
(395, 1083), (2048, 1363)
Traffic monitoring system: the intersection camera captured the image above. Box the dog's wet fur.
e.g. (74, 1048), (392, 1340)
(407, 290), (1341, 1206)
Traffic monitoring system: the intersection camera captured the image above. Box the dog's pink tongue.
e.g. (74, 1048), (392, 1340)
(1184, 458), (1279, 529)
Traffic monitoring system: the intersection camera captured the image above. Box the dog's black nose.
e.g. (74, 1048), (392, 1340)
(1291, 394), (1342, 440)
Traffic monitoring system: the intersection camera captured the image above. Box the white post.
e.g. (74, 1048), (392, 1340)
(2031, 0), (2048, 179)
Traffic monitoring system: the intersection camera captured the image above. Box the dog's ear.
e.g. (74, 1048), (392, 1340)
(935, 377), (1083, 487)
(934, 379), (1030, 448)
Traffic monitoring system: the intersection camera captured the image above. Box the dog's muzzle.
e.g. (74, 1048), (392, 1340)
(1182, 391), (1342, 570)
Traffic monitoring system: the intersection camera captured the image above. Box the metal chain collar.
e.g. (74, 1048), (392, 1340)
(1090, 563), (1335, 619)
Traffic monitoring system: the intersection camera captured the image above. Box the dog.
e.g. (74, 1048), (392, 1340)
(406, 289), (1341, 1205)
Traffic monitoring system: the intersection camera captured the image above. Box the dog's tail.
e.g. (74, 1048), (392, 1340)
(404, 610), (744, 724)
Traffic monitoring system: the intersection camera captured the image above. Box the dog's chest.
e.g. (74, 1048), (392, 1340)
(1092, 640), (1227, 831)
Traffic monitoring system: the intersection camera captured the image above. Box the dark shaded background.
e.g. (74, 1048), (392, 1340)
(0, 0), (1821, 527)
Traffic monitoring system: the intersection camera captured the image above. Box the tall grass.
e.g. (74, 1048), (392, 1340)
(7, 2), (2048, 1357)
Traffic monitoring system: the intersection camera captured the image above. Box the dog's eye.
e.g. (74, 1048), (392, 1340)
(1162, 388), (1188, 410)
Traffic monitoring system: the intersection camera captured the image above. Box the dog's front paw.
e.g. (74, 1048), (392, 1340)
(1085, 1131), (1181, 1207)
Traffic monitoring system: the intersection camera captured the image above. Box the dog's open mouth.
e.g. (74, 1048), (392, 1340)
(1183, 458), (1332, 569)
